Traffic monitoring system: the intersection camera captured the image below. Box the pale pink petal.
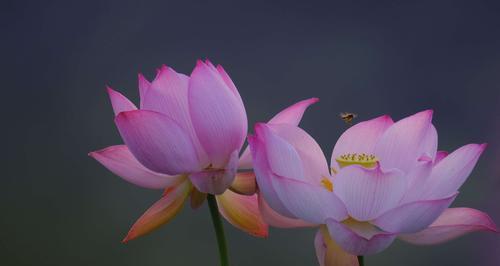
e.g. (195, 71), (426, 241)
(238, 98), (319, 170)
(422, 124), (438, 159)
(248, 134), (295, 218)
(189, 150), (239, 195)
(230, 171), (256, 195)
(315, 226), (360, 266)
(138, 73), (151, 108)
(89, 145), (183, 189)
(422, 143), (487, 200)
(115, 110), (200, 175)
(334, 165), (407, 221)
(399, 208), (498, 245)
(406, 155), (433, 187)
(331, 115), (393, 170)
(189, 60), (247, 167)
(256, 123), (305, 181)
(326, 218), (397, 255)
(269, 124), (330, 183)
(434, 151), (448, 165)
(216, 190), (268, 237)
(373, 193), (457, 233)
(141, 65), (208, 166)
(122, 179), (191, 242)
(107, 87), (137, 116)
(253, 123), (347, 223)
(271, 173), (348, 224)
(400, 156), (433, 204)
(373, 110), (434, 173)
(257, 193), (312, 228)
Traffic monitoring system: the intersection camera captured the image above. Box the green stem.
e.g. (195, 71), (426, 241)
(207, 194), (229, 266)
(358, 256), (364, 266)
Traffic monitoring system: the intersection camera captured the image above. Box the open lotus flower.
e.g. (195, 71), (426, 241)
(249, 110), (498, 265)
(89, 60), (318, 241)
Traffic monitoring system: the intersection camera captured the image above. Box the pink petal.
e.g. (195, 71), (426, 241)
(256, 123), (305, 181)
(373, 193), (457, 233)
(248, 134), (295, 218)
(238, 97), (319, 169)
(237, 148), (253, 170)
(142, 66), (189, 118)
(331, 115), (393, 170)
(315, 226), (360, 266)
(400, 156), (434, 204)
(422, 124), (438, 159)
(399, 208), (498, 245)
(268, 97), (320, 125)
(115, 110), (200, 175)
(326, 218), (397, 255)
(373, 110), (434, 173)
(314, 229), (327, 266)
(422, 143), (487, 199)
(138, 73), (151, 108)
(271, 173), (348, 224)
(107, 87), (137, 116)
(189, 150), (239, 195)
(122, 179), (191, 242)
(255, 124), (342, 223)
(189, 60), (247, 167)
(216, 189), (268, 238)
(215, 64), (244, 106)
(334, 165), (407, 221)
(407, 155), (433, 186)
(434, 150), (448, 165)
(141, 65), (208, 166)
(257, 193), (313, 228)
(189, 187), (206, 209)
(229, 171), (256, 195)
(268, 124), (330, 183)
(89, 145), (183, 189)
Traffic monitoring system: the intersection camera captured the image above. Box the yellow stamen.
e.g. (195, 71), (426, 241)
(330, 167), (338, 175)
(321, 177), (333, 192)
(335, 153), (378, 168)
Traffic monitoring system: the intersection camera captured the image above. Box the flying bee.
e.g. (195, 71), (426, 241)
(339, 112), (357, 125)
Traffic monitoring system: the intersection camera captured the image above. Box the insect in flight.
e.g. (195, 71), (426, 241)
(339, 112), (357, 125)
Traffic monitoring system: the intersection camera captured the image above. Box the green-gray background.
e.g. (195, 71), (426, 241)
(2, 0), (499, 265)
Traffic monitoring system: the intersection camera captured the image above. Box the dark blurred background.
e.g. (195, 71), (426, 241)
(2, 0), (499, 265)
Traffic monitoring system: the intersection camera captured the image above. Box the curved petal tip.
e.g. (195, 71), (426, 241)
(122, 180), (191, 243)
(399, 207), (498, 245)
(217, 190), (269, 238)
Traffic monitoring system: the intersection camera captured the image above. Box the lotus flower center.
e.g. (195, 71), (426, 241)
(335, 153), (378, 168)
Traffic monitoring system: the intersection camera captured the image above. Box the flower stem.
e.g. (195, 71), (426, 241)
(358, 256), (364, 266)
(207, 194), (229, 266)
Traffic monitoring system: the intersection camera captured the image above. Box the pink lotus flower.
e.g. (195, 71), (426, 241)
(249, 110), (498, 264)
(89, 60), (318, 241)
